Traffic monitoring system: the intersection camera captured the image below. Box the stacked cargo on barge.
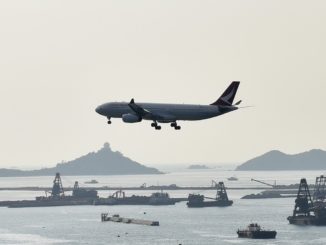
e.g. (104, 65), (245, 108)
(187, 181), (233, 207)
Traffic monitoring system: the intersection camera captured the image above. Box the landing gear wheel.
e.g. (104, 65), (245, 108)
(170, 122), (177, 127)
(175, 126), (181, 130)
(151, 122), (157, 127)
(155, 126), (161, 130)
(107, 120), (112, 124)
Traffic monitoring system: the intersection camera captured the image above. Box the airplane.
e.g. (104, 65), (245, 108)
(95, 81), (241, 130)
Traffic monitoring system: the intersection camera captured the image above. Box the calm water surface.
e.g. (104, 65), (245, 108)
(0, 170), (325, 244)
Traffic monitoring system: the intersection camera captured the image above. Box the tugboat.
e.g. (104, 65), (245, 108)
(237, 223), (277, 239)
(187, 182), (233, 207)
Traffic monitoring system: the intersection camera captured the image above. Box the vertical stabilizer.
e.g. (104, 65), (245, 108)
(211, 81), (240, 106)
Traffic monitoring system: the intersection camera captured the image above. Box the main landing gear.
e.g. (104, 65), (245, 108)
(170, 122), (181, 130)
(151, 121), (161, 130)
(107, 117), (112, 124)
(151, 121), (181, 130)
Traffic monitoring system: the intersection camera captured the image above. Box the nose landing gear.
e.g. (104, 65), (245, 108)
(107, 117), (112, 124)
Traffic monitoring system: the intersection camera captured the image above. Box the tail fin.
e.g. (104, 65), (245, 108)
(211, 81), (240, 106)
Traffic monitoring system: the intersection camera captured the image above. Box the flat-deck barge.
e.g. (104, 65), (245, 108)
(101, 213), (159, 226)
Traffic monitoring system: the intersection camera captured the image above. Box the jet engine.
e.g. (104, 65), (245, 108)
(122, 113), (142, 123)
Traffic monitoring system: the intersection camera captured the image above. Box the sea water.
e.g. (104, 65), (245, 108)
(0, 170), (325, 245)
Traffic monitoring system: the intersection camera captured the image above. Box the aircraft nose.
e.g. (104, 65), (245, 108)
(95, 105), (104, 115)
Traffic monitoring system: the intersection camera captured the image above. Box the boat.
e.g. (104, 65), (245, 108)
(227, 176), (238, 181)
(84, 179), (98, 184)
(187, 182), (233, 208)
(94, 190), (183, 206)
(288, 177), (326, 226)
(148, 191), (176, 205)
(237, 223), (276, 239)
(6, 174), (98, 208)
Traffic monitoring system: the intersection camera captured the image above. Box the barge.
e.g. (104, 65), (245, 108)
(101, 213), (159, 226)
(237, 223), (276, 239)
(187, 181), (233, 208)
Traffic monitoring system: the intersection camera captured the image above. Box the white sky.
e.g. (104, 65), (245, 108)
(0, 0), (325, 169)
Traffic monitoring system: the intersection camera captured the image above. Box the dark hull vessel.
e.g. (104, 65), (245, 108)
(187, 181), (233, 208)
(237, 224), (276, 239)
(288, 177), (326, 226)
(95, 190), (183, 206)
(237, 230), (277, 239)
(187, 198), (233, 208)
(3, 174), (99, 208)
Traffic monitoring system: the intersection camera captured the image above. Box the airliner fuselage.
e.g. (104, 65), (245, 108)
(96, 81), (241, 130)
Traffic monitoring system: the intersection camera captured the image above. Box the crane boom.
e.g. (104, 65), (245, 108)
(251, 178), (276, 188)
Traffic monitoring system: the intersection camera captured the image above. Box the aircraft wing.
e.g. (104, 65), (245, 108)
(128, 99), (176, 122)
(128, 99), (152, 117)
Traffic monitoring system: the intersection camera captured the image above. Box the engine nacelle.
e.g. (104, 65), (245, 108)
(122, 113), (142, 123)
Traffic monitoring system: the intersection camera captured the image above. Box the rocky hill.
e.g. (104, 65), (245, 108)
(236, 149), (326, 171)
(0, 143), (162, 176)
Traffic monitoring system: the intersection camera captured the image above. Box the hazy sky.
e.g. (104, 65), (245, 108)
(1, 0), (326, 169)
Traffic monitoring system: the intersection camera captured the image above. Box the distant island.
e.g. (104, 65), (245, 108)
(188, 164), (210, 169)
(236, 149), (326, 171)
(0, 143), (162, 177)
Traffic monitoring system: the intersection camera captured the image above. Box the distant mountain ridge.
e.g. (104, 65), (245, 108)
(236, 149), (326, 171)
(0, 143), (162, 177)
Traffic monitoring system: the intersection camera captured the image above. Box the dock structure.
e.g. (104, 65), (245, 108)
(101, 213), (159, 226)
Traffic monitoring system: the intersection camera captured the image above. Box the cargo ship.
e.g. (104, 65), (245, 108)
(187, 181), (233, 207)
(237, 223), (276, 239)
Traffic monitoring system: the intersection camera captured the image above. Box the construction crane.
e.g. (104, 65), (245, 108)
(110, 189), (125, 199)
(313, 175), (326, 202)
(51, 172), (65, 197)
(211, 180), (218, 188)
(251, 178), (276, 188)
